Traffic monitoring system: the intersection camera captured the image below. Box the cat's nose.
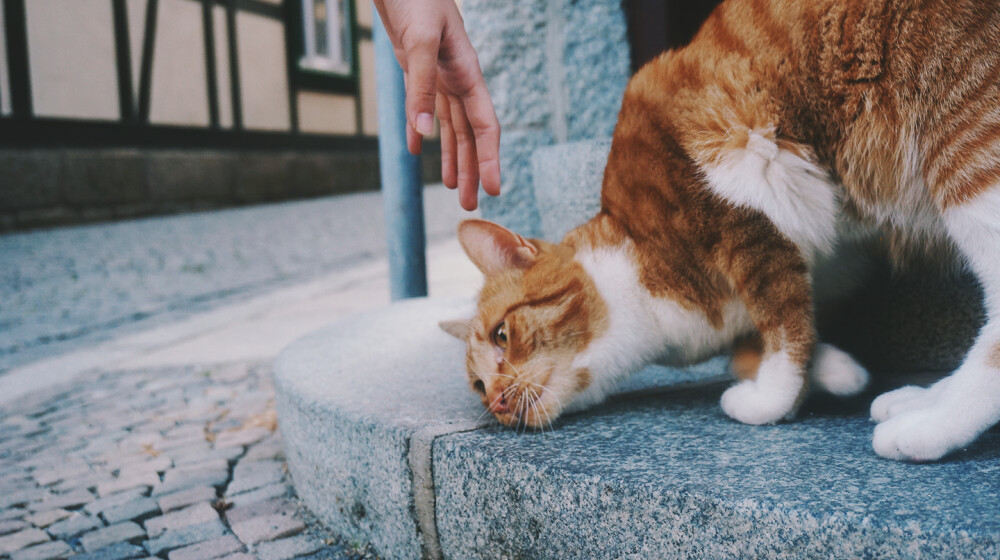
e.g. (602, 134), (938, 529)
(488, 390), (510, 414)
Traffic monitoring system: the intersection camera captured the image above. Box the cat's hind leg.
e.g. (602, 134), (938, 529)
(872, 188), (1000, 461)
(716, 218), (818, 425)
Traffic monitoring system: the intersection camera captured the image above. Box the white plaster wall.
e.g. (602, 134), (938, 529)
(25, 0), (119, 120)
(0, 0), (10, 116)
(213, 5), (233, 128)
(148, 0), (209, 126)
(356, 0), (373, 28)
(297, 91), (357, 134)
(359, 38), (377, 136)
(237, 12), (290, 131)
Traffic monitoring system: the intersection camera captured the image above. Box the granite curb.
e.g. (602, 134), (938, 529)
(275, 297), (1000, 560)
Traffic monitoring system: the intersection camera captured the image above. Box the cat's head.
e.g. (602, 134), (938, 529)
(441, 220), (608, 430)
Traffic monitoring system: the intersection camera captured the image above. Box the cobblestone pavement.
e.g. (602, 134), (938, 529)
(0, 186), (471, 373)
(0, 361), (378, 560)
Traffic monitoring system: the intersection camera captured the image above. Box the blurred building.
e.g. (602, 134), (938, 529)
(0, 0), (440, 231)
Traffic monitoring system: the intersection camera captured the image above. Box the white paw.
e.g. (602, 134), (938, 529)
(810, 344), (869, 396)
(721, 379), (800, 425)
(871, 406), (969, 462)
(870, 385), (936, 423)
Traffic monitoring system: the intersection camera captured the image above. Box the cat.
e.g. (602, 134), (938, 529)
(441, 0), (1000, 462)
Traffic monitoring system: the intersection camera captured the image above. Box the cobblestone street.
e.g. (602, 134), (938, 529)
(0, 361), (378, 560)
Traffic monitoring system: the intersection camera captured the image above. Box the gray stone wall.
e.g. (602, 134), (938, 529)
(463, 0), (631, 237)
(0, 149), (442, 232)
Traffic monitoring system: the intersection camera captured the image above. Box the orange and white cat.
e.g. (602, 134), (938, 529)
(443, 0), (1000, 462)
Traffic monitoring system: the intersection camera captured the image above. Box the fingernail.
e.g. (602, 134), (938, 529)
(416, 113), (434, 136)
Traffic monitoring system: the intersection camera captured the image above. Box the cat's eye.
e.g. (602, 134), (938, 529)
(492, 322), (509, 349)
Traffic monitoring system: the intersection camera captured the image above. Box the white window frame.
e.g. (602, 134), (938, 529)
(300, 0), (353, 76)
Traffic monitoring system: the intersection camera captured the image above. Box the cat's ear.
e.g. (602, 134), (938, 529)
(439, 318), (471, 340)
(457, 219), (538, 276)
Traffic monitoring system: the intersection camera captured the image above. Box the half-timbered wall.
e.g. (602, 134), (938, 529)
(0, 0), (440, 231)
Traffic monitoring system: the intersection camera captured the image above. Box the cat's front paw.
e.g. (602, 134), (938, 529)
(872, 406), (969, 462)
(720, 379), (801, 425)
(870, 384), (940, 423)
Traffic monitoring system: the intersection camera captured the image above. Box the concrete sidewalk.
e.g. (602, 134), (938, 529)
(0, 185), (474, 374)
(0, 190), (483, 560)
(0, 236), (481, 408)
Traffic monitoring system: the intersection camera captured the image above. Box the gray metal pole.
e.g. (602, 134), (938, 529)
(374, 12), (428, 301)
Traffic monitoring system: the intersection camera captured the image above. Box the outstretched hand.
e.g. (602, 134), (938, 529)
(373, 0), (501, 211)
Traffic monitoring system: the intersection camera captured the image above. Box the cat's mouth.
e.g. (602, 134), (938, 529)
(487, 388), (558, 431)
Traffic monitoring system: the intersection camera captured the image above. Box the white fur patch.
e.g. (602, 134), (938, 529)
(810, 343), (869, 397)
(720, 349), (804, 425)
(870, 185), (1000, 461)
(567, 244), (753, 411)
(701, 131), (839, 261)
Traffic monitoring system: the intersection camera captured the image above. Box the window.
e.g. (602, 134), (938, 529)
(300, 0), (353, 76)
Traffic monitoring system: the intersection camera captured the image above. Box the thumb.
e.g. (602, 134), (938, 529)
(402, 32), (440, 136)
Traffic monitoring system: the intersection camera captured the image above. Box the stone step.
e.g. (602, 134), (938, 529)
(274, 297), (1000, 560)
(531, 137), (610, 242)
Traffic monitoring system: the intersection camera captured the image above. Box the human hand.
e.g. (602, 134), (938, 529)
(373, 0), (501, 211)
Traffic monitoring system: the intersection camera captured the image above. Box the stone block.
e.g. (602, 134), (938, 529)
(96, 471), (160, 497)
(101, 497), (160, 525)
(166, 535), (242, 560)
(274, 297), (726, 560)
(80, 522), (146, 552)
(0, 529), (50, 555)
(562, 0), (630, 141)
(70, 542), (146, 560)
(144, 502), (219, 539)
(143, 519), (228, 556)
(45, 513), (102, 540)
(433, 388), (1000, 559)
(31, 461), (92, 487)
(224, 498), (296, 526)
(253, 535), (323, 560)
(29, 489), (94, 513)
(531, 138), (609, 241)
(152, 469), (229, 496)
(240, 435), (285, 463)
(84, 488), (148, 516)
(157, 487), (218, 514)
(0, 520), (30, 536)
(0, 506), (28, 523)
(166, 460), (230, 478)
(9, 540), (73, 560)
(464, 0), (551, 131)
(274, 298), (490, 560)
(224, 484), (289, 509)
(226, 460), (284, 495)
(0, 488), (47, 510)
(213, 428), (271, 450)
(215, 554), (254, 560)
(23, 509), (71, 528)
(229, 513), (304, 546)
(479, 129), (552, 238)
